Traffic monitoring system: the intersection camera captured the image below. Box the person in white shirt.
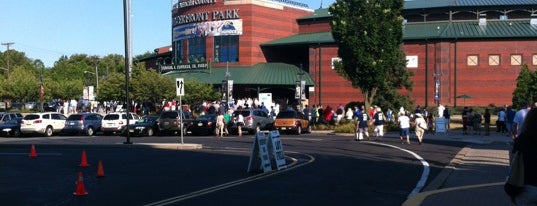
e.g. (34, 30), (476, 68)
(398, 111), (411, 144)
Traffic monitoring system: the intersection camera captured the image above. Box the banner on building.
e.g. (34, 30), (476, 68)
(173, 19), (243, 41)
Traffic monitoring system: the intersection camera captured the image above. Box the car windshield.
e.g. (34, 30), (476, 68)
(161, 112), (178, 119)
(66, 114), (84, 120)
(6, 118), (20, 124)
(196, 115), (215, 121)
(104, 114), (120, 120)
(23, 114), (40, 120)
(277, 111), (297, 118)
(233, 110), (250, 117)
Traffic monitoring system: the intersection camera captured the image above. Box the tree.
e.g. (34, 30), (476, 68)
(98, 72), (128, 102)
(6, 67), (40, 108)
(329, 0), (412, 112)
(130, 64), (174, 104)
(512, 64), (537, 108)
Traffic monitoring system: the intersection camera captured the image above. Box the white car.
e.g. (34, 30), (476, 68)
(20, 112), (67, 137)
(101, 112), (140, 135)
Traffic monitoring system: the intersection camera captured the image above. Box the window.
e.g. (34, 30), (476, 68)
(533, 54), (537, 66)
(488, 54), (500, 66)
(214, 35), (239, 62)
(187, 37), (206, 63)
(467, 55), (478, 66)
(511, 54), (522, 66)
(331, 57), (342, 69)
(173, 40), (184, 64)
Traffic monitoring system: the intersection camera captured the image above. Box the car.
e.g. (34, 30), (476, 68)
(62, 113), (103, 136)
(124, 115), (160, 137)
(0, 112), (23, 124)
(0, 117), (23, 137)
(189, 114), (217, 136)
(101, 112), (140, 135)
(158, 110), (193, 135)
(229, 108), (274, 135)
(274, 109), (311, 135)
(20, 112), (67, 137)
(25, 102), (37, 110)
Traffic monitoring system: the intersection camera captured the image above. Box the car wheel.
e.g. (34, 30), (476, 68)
(147, 128), (154, 137)
(86, 127), (94, 136)
(13, 128), (21, 137)
(45, 126), (53, 137)
(296, 124), (302, 135)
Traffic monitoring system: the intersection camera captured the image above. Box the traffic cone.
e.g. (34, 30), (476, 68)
(79, 150), (90, 168)
(73, 171), (88, 196)
(29, 144), (37, 158)
(96, 160), (105, 178)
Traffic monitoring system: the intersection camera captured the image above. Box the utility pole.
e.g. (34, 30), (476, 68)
(2, 42), (14, 80)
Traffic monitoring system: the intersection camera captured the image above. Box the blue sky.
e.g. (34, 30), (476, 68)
(0, 0), (334, 68)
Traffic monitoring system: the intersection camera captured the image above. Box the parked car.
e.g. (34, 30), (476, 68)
(101, 112), (140, 135)
(189, 114), (217, 136)
(62, 113), (103, 136)
(158, 110), (193, 135)
(25, 102), (37, 110)
(274, 110), (311, 135)
(20, 112), (67, 137)
(229, 108), (274, 135)
(0, 117), (23, 137)
(124, 115), (160, 137)
(0, 112), (23, 124)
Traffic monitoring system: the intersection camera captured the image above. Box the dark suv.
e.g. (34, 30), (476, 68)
(0, 112), (23, 124)
(158, 110), (193, 135)
(229, 108), (274, 135)
(62, 113), (103, 136)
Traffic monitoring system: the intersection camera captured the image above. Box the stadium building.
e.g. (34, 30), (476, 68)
(142, 0), (537, 108)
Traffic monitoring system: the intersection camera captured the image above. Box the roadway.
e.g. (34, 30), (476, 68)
(0, 133), (466, 206)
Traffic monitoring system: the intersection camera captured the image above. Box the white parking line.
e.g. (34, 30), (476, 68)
(364, 141), (430, 199)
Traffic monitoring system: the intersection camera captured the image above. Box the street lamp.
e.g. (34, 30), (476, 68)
(84, 69), (99, 90)
(296, 64), (305, 111)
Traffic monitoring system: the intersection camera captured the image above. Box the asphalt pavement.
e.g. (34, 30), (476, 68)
(0, 127), (515, 206)
(402, 129), (513, 206)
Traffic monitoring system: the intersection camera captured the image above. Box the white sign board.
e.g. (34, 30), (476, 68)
(176, 78), (185, 96)
(268, 130), (287, 170)
(247, 132), (272, 173)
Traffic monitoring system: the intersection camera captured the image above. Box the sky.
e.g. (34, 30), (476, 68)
(0, 0), (334, 68)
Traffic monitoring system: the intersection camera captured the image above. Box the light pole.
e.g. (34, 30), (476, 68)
(2, 42), (14, 80)
(84, 68), (98, 90)
(296, 64), (305, 111)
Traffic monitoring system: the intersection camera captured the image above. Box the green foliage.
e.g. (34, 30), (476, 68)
(130, 64), (174, 104)
(512, 64), (537, 109)
(182, 79), (221, 109)
(98, 72), (127, 101)
(329, 0), (412, 110)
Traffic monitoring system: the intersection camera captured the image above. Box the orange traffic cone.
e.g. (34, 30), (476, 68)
(79, 150), (90, 168)
(73, 171), (88, 196)
(96, 160), (105, 178)
(29, 144), (37, 158)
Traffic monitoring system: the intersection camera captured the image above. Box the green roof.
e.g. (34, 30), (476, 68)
(297, 8), (331, 21)
(162, 63), (314, 86)
(262, 20), (537, 46)
(261, 32), (334, 46)
(403, 0), (536, 10)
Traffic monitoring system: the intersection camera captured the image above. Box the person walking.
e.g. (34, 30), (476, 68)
(371, 107), (386, 141)
(355, 112), (370, 141)
(216, 112), (225, 137)
(484, 108), (491, 136)
(223, 109), (231, 135)
(414, 113), (427, 145)
(507, 108), (537, 205)
(426, 112), (435, 135)
(398, 111), (411, 144)
(236, 112), (244, 137)
(513, 101), (532, 140)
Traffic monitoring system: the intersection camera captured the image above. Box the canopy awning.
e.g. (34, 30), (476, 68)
(162, 63), (314, 86)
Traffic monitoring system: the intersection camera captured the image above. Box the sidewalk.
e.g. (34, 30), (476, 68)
(403, 130), (513, 206)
